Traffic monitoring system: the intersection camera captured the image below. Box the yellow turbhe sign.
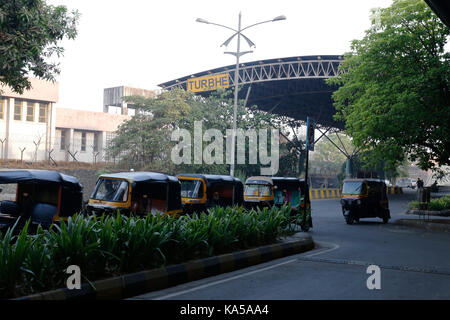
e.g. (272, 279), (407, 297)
(187, 73), (230, 92)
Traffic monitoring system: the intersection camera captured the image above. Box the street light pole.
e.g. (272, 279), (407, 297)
(230, 12), (241, 177)
(196, 13), (286, 176)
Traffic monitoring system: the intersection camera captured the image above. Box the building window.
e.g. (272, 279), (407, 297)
(14, 99), (22, 120)
(39, 103), (47, 123)
(93, 133), (99, 152)
(81, 132), (86, 152)
(26, 103), (34, 121)
(60, 130), (66, 150)
(0, 98), (6, 120)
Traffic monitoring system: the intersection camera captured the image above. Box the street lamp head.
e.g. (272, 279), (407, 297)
(272, 15), (286, 22)
(196, 18), (209, 24)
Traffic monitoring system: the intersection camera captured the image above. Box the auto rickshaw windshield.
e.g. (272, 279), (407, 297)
(342, 181), (367, 195)
(180, 179), (203, 199)
(244, 184), (271, 196)
(92, 178), (129, 202)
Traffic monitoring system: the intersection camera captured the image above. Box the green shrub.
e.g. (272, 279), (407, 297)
(408, 195), (450, 211)
(0, 220), (31, 298)
(408, 201), (419, 209)
(0, 204), (297, 298)
(427, 195), (450, 211)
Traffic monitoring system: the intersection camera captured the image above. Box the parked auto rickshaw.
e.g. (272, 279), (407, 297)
(176, 174), (244, 214)
(243, 176), (274, 209)
(340, 178), (390, 224)
(244, 176), (312, 231)
(87, 172), (183, 217)
(0, 169), (83, 231)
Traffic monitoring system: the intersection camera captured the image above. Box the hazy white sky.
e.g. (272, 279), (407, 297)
(47, 0), (393, 112)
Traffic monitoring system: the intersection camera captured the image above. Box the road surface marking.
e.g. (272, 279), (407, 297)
(296, 257), (450, 276)
(304, 241), (340, 257)
(152, 241), (340, 300)
(153, 258), (297, 300)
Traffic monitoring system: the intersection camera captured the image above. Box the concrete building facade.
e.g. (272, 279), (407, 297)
(0, 78), (58, 162)
(0, 79), (138, 163)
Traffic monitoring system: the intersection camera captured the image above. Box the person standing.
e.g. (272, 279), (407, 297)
(416, 178), (424, 189)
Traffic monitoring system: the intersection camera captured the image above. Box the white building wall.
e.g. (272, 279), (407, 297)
(0, 97), (50, 161)
(53, 128), (107, 163)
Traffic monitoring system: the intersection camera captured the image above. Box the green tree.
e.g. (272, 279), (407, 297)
(107, 88), (193, 172)
(327, 0), (450, 172)
(0, 0), (79, 93)
(175, 88), (276, 178)
(107, 88), (278, 177)
(310, 133), (356, 176)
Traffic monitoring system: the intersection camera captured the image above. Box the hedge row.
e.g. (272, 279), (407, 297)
(0, 205), (298, 298)
(408, 195), (450, 211)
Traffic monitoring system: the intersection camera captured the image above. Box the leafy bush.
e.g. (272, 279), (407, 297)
(408, 195), (450, 211)
(0, 204), (298, 298)
(427, 195), (450, 211)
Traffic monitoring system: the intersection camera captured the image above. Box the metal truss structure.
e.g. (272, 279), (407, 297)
(159, 55), (345, 130)
(160, 56), (343, 90)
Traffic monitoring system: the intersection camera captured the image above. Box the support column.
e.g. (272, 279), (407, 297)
(66, 128), (74, 161)
(345, 157), (352, 178)
(100, 131), (107, 162)
(4, 98), (13, 159)
(48, 103), (56, 159)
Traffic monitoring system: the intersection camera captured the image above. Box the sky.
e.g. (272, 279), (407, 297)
(46, 0), (394, 112)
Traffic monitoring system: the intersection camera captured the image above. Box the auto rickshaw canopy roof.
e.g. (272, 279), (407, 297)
(99, 171), (179, 184)
(272, 177), (307, 190)
(0, 169), (82, 191)
(177, 174), (242, 187)
(343, 178), (386, 185)
(245, 176), (274, 185)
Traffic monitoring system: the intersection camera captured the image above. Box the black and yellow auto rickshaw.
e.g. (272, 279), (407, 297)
(87, 172), (183, 217)
(340, 178), (390, 224)
(176, 174), (244, 214)
(244, 176), (312, 231)
(0, 170), (83, 231)
(243, 176), (274, 209)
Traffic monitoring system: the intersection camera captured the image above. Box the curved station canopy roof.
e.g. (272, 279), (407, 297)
(158, 55), (345, 130)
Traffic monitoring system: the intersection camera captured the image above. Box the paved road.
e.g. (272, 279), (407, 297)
(131, 189), (450, 300)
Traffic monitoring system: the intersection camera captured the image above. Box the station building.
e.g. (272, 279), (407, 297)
(0, 79), (152, 163)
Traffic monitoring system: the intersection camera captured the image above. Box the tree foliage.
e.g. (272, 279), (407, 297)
(0, 0), (79, 93)
(107, 88), (193, 172)
(107, 88), (279, 177)
(310, 133), (355, 176)
(327, 0), (450, 172)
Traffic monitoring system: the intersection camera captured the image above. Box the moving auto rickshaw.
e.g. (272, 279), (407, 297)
(244, 176), (312, 231)
(0, 170), (83, 231)
(340, 178), (390, 224)
(87, 172), (183, 217)
(176, 174), (244, 214)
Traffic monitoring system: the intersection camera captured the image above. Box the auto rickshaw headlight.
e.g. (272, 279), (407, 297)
(356, 199), (361, 205)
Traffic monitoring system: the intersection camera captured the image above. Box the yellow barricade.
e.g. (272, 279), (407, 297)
(309, 188), (341, 200)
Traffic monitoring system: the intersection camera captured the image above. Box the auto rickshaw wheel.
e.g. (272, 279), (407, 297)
(345, 216), (354, 225)
(382, 209), (390, 224)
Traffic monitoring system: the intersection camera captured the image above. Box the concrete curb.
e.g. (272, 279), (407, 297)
(393, 219), (450, 233)
(15, 235), (314, 300)
(406, 209), (450, 217)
